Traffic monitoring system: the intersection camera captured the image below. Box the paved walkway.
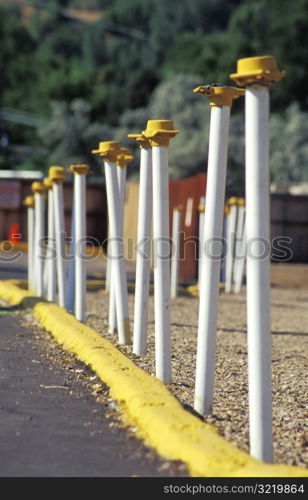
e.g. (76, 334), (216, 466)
(0, 309), (182, 477)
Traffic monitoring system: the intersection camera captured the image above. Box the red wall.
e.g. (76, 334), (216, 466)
(169, 173), (207, 284)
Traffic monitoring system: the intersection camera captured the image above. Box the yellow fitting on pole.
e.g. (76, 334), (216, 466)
(173, 204), (184, 211)
(116, 147), (133, 168)
(142, 120), (179, 147)
(228, 196), (238, 206)
(43, 177), (53, 190)
(49, 166), (66, 184)
(224, 205), (230, 216)
(31, 181), (46, 194)
(127, 133), (151, 149)
(229, 55), (286, 87)
(23, 196), (35, 208)
(70, 164), (90, 175)
(237, 197), (246, 207)
(198, 204), (205, 213)
(92, 141), (121, 163)
(193, 85), (245, 107)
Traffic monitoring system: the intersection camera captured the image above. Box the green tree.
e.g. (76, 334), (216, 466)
(38, 98), (114, 174)
(266, 0), (308, 111)
(270, 103), (308, 186)
(2, 0), (308, 176)
(0, 8), (40, 167)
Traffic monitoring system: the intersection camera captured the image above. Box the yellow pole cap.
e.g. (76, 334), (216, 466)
(23, 196), (35, 208)
(229, 55), (286, 87)
(173, 204), (184, 211)
(198, 204), (205, 213)
(228, 196), (238, 206)
(92, 141), (121, 162)
(31, 181), (46, 194)
(237, 197), (246, 207)
(193, 84), (245, 107)
(224, 205), (230, 215)
(142, 120), (179, 147)
(49, 166), (66, 184)
(43, 177), (53, 190)
(116, 147), (133, 168)
(70, 164), (90, 175)
(127, 133), (151, 149)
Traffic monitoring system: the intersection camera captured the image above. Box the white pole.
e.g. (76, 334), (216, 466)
(143, 121), (178, 383)
(220, 205), (229, 284)
(32, 183), (46, 298)
(108, 163), (127, 333)
(131, 141), (152, 355)
(152, 144), (172, 383)
(105, 256), (111, 290)
(198, 205), (205, 289)
(233, 201), (245, 283)
(65, 201), (75, 312)
(234, 218), (246, 294)
(194, 105), (231, 415)
(49, 167), (66, 308)
(24, 197), (35, 291)
(92, 142), (131, 345)
(104, 159), (131, 344)
(53, 183), (66, 307)
(47, 187), (56, 301)
(245, 85), (273, 462)
(105, 223), (111, 291)
(29, 206), (35, 291)
(170, 206), (182, 298)
(108, 273), (117, 332)
(224, 199), (238, 293)
(230, 55), (285, 463)
(109, 149), (132, 335)
(43, 178), (57, 302)
(193, 85), (245, 416)
(43, 260), (48, 297)
(71, 164), (89, 322)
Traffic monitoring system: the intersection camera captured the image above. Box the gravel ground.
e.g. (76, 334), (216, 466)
(86, 263), (308, 469)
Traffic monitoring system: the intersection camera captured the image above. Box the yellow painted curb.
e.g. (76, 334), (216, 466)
(187, 283), (225, 297)
(0, 280), (306, 477)
(0, 241), (28, 252)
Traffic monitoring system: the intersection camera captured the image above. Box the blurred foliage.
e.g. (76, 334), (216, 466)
(270, 103), (308, 186)
(38, 98), (114, 174)
(0, 0), (307, 189)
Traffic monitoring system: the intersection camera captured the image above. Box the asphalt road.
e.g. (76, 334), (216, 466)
(0, 311), (183, 477)
(0, 256), (185, 477)
(0, 249), (137, 283)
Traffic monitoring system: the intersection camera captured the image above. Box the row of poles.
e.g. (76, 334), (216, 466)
(24, 164), (90, 322)
(92, 123), (179, 383)
(23, 55), (285, 464)
(193, 55), (285, 464)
